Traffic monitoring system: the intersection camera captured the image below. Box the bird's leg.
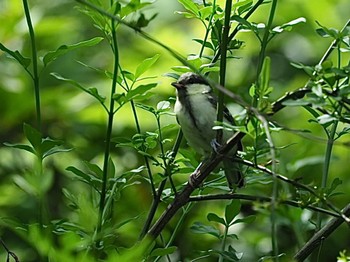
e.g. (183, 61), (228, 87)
(210, 139), (223, 154)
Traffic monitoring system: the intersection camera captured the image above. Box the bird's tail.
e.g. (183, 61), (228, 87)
(223, 158), (244, 189)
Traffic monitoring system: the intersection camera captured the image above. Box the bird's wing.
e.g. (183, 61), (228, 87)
(206, 92), (235, 125)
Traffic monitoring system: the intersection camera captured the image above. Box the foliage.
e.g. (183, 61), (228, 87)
(0, 0), (350, 261)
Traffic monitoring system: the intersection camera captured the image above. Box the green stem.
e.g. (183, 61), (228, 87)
(22, 0), (41, 130)
(139, 130), (183, 239)
(317, 44), (342, 229)
(199, 0), (216, 58)
(316, 121), (337, 230)
(219, 225), (229, 262)
(97, 14), (119, 234)
(211, 0), (265, 65)
(253, 0), (279, 259)
(156, 115), (177, 194)
(130, 100), (156, 196)
(217, 0), (232, 143)
(36, 157), (46, 228)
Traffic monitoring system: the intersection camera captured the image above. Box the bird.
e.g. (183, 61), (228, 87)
(172, 72), (244, 189)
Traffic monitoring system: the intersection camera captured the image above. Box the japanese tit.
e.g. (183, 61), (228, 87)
(172, 72), (244, 189)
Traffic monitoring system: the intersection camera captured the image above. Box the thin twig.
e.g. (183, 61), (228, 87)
(0, 238), (20, 262)
(294, 203), (350, 261)
(189, 193), (339, 218)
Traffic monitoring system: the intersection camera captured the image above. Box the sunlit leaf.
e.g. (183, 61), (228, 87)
(126, 83), (157, 100)
(317, 114), (336, 125)
(51, 73), (106, 104)
(272, 17), (306, 33)
(0, 43), (31, 70)
(225, 200), (241, 224)
(43, 37), (103, 66)
(177, 0), (199, 16)
(3, 143), (35, 155)
(156, 101), (170, 111)
(24, 123), (42, 150)
(190, 221), (221, 238)
(66, 166), (102, 190)
(207, 213), (226, 226)
(135, 54), (160, 79)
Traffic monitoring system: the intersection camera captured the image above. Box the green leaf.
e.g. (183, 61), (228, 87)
(193, 38), (215, 50)
(107, 157), (116, 178)
(84, 161), (103, 178)
(156, 101), (170, 111)
(225, 200), (241, 224)
(315, 21), (339, 39)
(199, 6), (212, 20)
(126, 83), (157, 101)
(43, 37), (103, 66)
(3, 143), (35, 155)
(236, 0), (253, 15)
(132, 13), (158, 29)
(207, 213), (226, 226)
(88, 87), (106, 103)
(177, 0), (199, 16)
(0, 43), (31, 69)
(13, 175), (37, 196)
(259, 56), (271, 95)
(232, 215), (256, 225)
(135, 54), (160, 79)
(66, 166), (102, 190)
(231, 15), (253, 30)
(150, 246), (177, 257)
(120, 0), (152, 17)
(51, 73), (106, 104)
(190, 221), (221, 238)
(317, 114), (336, 125)
(272, 17), (306, 33)
(24, 123), (42, 150)
(41, 138), (72, 159)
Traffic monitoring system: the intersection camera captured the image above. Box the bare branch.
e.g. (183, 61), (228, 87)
(189, 193), (340, 217)
(148, 132), (245, 238)
(294, 203), (350, 261)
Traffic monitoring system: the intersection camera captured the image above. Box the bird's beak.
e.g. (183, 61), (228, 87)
(171, 82), (183, 89)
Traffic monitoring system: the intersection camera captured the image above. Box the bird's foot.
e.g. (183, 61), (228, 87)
(210, 139), (223, 154)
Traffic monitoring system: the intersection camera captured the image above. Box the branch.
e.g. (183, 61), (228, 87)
(148, 132), (245, 238)
(0, 238), (20, 262)
(294, 203), (350, 261)
(189, 193), (340, 218)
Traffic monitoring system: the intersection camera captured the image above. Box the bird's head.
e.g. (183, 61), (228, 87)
(171, 72), (211, 95)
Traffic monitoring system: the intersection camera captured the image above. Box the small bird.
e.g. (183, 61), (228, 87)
(172, 72), (244, 189)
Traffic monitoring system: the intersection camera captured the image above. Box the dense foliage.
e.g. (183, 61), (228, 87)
(0, 0), (350, 261)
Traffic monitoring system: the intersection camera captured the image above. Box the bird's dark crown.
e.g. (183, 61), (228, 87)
(176, 72), (209, 87)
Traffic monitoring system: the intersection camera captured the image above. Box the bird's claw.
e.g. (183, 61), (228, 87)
(210, 139), (222, 154)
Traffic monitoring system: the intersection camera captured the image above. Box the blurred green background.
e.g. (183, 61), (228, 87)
(0, 0), (350, 261)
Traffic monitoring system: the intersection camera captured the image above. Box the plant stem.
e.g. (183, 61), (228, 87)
(317, 43), (342, 229)
(97, 13), (119, 234)
(199, 0), (216, 58)
(130, 99), (156, 196)
(253, 0), (279, 258)
(22, 0), (41, 130)
(156, 115), (177, 194)
(216, 0), (232, 143)
(139, 130), (183, 239)
(219, 225), (229, 262)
